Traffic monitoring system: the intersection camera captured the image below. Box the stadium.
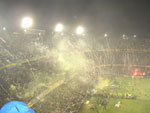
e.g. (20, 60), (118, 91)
(0, 0), (150, 113)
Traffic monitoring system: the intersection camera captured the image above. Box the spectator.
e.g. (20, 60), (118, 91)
(0, 101), (35, 113)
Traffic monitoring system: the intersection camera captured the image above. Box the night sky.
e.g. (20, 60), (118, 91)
(0, 0), (150, 36)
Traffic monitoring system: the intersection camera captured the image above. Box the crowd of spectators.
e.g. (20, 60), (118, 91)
(1, 30), (150, 112)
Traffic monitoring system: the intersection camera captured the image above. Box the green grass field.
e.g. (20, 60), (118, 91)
(79, 77), (150, 113)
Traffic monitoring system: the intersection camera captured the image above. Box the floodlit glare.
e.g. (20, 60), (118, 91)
(21, 17), (33, 28)
(76, 26), (84, 34)
(55, 23), (63, 32)
(104, 33), (108, 37)
(2, 27), (6, 30)
(134, 35), (137, 38)
(24, 29), (27, 32)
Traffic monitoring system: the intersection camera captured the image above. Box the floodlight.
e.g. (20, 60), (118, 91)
(122, 34), (125, 38)
(104, 34), (108, 37)
(133, 35), (137, 38)
(24, 29), (27, 32)
(21, 17), (33, 28)
(55, 23), (63, 32)
(76, 26), (84, 35)
(2, 27), (6, 31)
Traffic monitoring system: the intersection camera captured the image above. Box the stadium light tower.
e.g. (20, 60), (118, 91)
(21, 17), (33, 29)
(55, 23), (63, 32)
(76, 26), (84, 35)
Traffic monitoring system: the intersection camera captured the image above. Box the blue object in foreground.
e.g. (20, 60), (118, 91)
(0, 101), (35, 113)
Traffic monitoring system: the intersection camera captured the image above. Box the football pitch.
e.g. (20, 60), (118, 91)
(79, 77), (150, 113)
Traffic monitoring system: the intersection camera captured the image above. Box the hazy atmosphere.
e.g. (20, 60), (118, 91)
(0, 0), (150, 113)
